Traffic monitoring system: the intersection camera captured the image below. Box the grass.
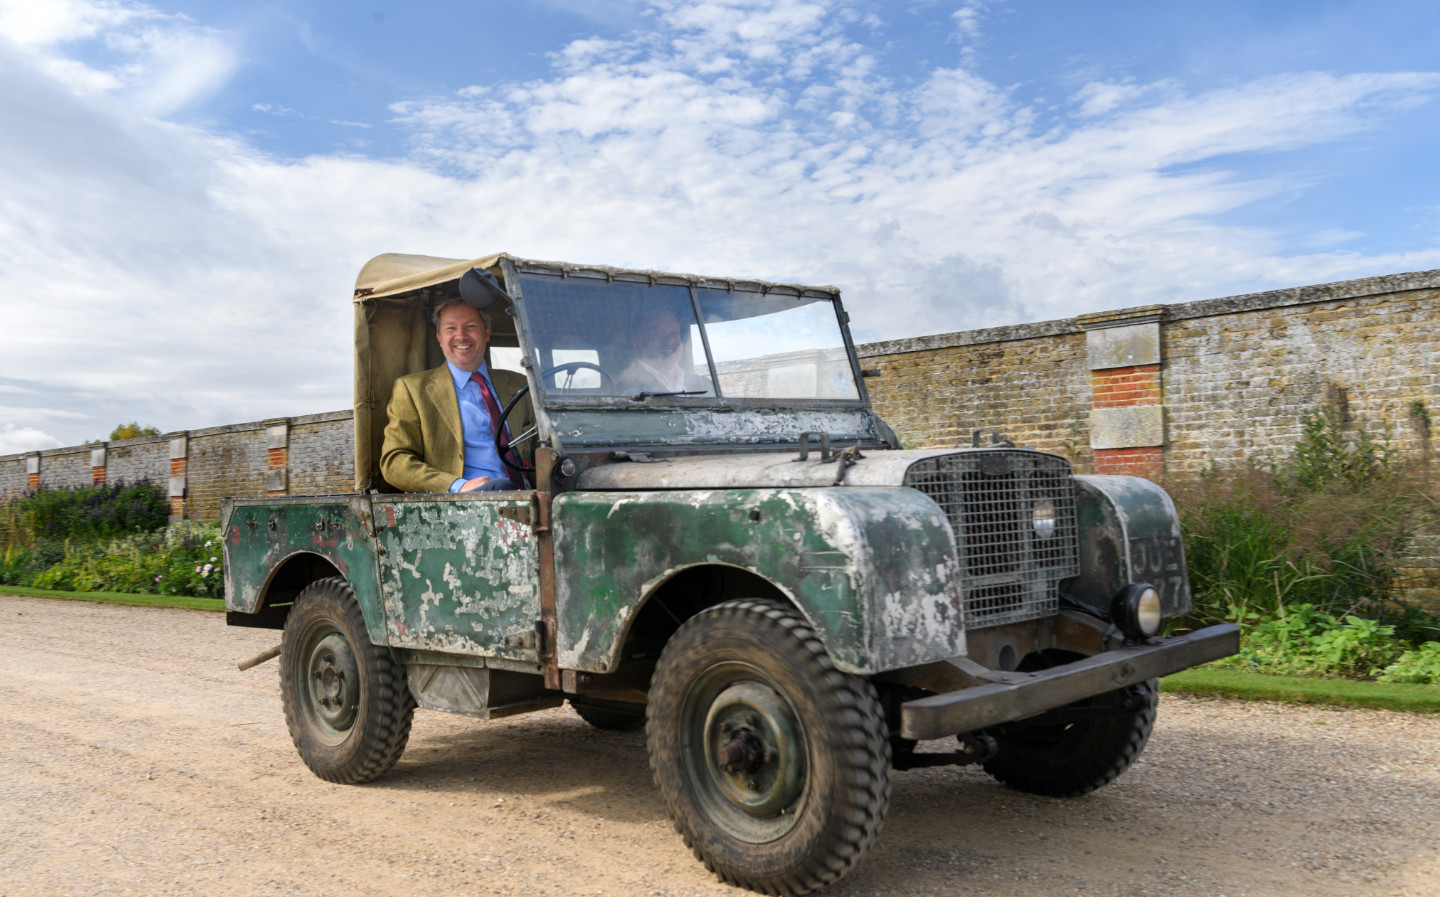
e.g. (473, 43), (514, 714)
(4, 585), (1438, 713)
(1163, 666), (1440, 714)
(0, 585), (225, 613)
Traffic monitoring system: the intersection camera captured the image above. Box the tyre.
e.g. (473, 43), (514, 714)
(981, 678), (1158, 797)
(646, 599), (890, 895)
(280, 577), (415, 784)
(570, 697), (646, 731)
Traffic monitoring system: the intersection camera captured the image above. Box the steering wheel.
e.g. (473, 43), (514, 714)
(494, 361), (615, 475)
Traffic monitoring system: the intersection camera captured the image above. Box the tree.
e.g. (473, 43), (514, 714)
(109, 422), (161, 440)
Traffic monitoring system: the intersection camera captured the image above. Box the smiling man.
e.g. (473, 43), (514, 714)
(379, 297), (534, 493)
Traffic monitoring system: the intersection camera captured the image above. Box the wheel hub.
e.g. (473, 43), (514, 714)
(305, 631), (360, 737)
(703, 682), (805, 818)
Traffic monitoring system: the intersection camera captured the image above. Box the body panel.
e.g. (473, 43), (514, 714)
(372, 493), (541, 660)
(221, 496), (387, 643)
(551, 487), (966, 675)
(1070, 475), (1192, 617)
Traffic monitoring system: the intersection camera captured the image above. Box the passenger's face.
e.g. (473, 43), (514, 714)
(636, 309), (683, 362)
(437, 303), (491, 372)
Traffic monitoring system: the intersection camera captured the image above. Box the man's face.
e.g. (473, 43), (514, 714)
(635, 308), (683, 363)
(436, 302), (491, 372)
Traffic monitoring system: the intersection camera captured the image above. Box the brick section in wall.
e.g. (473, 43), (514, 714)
(1090, 364), (1161, 408)
(267, 448), (287, 467)
(169, 455), (186, 518)
(1094, 446), (1165, 478)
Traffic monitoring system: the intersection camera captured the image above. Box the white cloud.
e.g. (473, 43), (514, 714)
(1, 0), (1438, 447)
(0, 425), (62, 455)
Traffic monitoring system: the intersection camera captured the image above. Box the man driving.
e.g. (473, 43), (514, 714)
(380, 297), (535, 493)
(616, 304), (713, 396)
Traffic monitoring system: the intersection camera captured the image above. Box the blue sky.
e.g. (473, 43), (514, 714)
(2, 0), (1438, 451)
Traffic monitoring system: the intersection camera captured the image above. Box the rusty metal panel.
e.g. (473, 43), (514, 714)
(221, 496), (387, 643)
(1070, 475), (1192, 617)
(551, 487), (965, 676)
(372, 494), (541, 660)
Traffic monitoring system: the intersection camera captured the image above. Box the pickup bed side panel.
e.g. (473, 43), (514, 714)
(223, 497), (387, 643)
(552, 488), (965, 676)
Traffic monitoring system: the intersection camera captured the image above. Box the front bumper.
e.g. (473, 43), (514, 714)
(899, 623), (1241, 740)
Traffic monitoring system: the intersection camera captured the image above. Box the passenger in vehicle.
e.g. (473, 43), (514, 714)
(615, 304), (713, 396)
(380, 298), (535, 493)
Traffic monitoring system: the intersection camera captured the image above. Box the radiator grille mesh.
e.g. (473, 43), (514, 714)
(905, 451), (1080, 628)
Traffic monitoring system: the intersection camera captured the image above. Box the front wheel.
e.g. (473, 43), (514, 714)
(981, 678), (1158, 797)
(646, 599), (891, 895)
(280, 577), (415, 784)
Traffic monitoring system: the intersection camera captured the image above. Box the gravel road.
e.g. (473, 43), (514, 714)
(2, 592), (1437, 897)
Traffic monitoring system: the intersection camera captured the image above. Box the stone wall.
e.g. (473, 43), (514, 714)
(0, 411), (356, 521)
(859, 269), (1440, 477)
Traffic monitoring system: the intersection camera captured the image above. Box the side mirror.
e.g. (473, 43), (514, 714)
(459, 267), (513, 310)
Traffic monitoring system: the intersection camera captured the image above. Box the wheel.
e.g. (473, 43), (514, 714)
(646, 599), (890, 895)
(570, 697), (646, 731)
(981, 677), (1158, 797)
(494, 361), (615, 475)
(280, 577), (415, 784)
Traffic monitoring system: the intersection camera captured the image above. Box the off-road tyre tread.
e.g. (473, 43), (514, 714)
(646, 598), (891, 896)
(981, 678), (1158, 797)
(280, 577), (415, 784)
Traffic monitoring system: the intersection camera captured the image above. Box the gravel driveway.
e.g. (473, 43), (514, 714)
(1, 592), (1437, 897)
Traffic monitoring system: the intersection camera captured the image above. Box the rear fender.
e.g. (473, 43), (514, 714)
(221, 496), (386, 643)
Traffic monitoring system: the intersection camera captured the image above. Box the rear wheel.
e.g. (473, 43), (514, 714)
(280, 577), (415, 784)
(647, 599), (890, 895)
(981, 678), (1158, 797)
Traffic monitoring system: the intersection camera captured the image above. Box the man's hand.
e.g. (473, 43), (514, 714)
(458, 476), (493, 492)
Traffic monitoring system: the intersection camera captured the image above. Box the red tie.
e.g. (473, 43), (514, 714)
(470, 371), (526, 488)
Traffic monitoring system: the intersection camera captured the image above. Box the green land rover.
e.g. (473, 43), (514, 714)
(224, 252), (1238, 895)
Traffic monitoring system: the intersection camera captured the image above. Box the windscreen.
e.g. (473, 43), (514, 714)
(516, 272), (861, 403)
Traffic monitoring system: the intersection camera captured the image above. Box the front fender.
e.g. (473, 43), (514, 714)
(552, 488), (965, 675)
(1070, 475), (1191, 618)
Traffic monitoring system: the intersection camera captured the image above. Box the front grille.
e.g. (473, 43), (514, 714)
(905, 450), (1080, 628)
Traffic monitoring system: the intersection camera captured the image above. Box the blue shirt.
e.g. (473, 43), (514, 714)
(445, 360), (509, 492)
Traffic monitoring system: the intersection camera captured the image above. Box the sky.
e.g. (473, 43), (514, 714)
(2, 0), (1439, 453)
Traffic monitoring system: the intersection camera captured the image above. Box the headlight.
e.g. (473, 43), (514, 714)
(1032, 498), (1056, 539)
(1111, 583), (1163, 640)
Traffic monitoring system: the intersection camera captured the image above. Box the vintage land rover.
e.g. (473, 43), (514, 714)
(224, 252), (1239, 895)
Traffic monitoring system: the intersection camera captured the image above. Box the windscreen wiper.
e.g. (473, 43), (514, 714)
(629, 389), (709, 401)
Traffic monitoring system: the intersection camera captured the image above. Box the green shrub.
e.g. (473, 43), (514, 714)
(1217, 602), (1425, 680)
(13, 481), (168, 544)
(1170, 403), (1434, 629)
(1378, 642), (1440, 685)
(26, 522), (223, 600)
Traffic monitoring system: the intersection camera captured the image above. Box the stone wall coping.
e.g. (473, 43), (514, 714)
(858, 267), (1440, 357)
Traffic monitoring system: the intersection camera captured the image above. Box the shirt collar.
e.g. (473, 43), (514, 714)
(446, 359), (490, 392)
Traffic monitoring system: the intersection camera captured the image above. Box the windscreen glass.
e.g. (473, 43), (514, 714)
(516, 272), (860, 403)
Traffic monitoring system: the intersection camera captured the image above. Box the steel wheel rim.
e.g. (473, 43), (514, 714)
(681, 661), (808, 843)
(300, 624), (361, 744)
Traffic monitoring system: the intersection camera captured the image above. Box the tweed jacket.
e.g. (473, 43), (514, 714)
(379, 364), (536, 493)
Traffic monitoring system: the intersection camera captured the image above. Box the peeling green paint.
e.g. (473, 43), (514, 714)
(222, 496), (387, 642)
(373, 496), (541, 660)
(551, 488), (965, 675)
